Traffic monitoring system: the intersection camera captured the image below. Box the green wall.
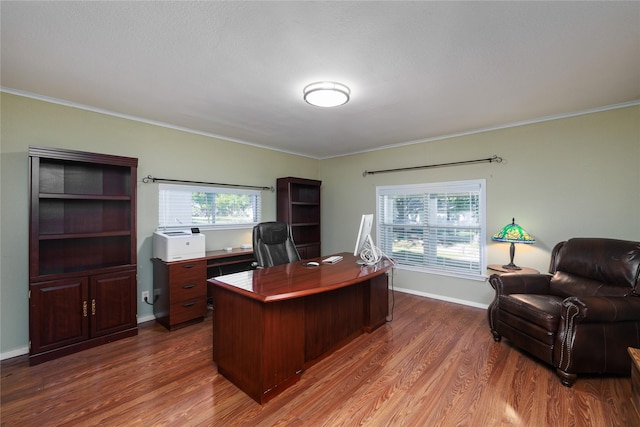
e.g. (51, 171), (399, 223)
(0, 92), (318, 357)
(1, 92), (639, 358)
(319, 105), (640, 307)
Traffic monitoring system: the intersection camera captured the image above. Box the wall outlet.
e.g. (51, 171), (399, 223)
(141, 291), (149, 302)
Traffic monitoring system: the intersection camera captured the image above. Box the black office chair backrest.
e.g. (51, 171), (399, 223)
(252, 221), (301, 267)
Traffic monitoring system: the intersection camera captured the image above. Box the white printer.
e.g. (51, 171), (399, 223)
(153, 229), (205, 262)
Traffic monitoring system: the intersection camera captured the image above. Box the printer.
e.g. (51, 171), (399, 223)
(153, 229), (205, 262)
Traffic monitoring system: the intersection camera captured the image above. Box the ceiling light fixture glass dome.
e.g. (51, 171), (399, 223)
(303, 81), (350, 107)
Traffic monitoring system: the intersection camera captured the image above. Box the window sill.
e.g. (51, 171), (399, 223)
(395, 264), (488, 282)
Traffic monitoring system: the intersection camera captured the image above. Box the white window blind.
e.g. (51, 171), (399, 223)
(376, 179), (486, 279)
(158, 183), (262, 230)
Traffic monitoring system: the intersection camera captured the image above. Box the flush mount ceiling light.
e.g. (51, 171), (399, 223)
(303, 81), (350, 107)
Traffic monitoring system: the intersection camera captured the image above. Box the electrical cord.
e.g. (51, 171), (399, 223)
(359, 239), (397, 322)
(143, 295), (159, 305)
(386, 267), (395, 322)
(359, 245), (381, 265)
(360, 239), (398, 268)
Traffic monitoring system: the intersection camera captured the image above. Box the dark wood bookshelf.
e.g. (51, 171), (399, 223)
(28, 146), (138, 365)
(277, 177), (321, 259)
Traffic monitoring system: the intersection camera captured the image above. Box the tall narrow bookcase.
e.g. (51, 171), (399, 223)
(277, 177), (321, 259)
(28, 146), (138, 365)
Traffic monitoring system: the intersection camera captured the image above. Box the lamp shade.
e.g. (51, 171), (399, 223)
(491, 218), (535, 244)
(491, 218), (534, 270)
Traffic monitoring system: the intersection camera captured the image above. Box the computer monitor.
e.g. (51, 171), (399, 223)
(354, 214), (379, 264)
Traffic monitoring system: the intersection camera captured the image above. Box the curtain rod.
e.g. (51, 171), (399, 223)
(363, 155), (502, 177)
(142, 175), (275, 192)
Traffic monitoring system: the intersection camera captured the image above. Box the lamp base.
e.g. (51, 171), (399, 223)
(502, 242), (522, 270)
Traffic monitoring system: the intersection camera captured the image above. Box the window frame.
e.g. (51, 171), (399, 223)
(376, 179), (487, 281)
(158, 183), (262, 231)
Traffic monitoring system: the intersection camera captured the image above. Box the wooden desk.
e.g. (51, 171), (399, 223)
(208, 252), (394, 404)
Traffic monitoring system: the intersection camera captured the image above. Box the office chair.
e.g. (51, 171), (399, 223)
(252, 221), (301, 267)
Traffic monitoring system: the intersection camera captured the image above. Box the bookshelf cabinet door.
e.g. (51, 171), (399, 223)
(29, 277), (89, 354)
(90, 270), (137, 338)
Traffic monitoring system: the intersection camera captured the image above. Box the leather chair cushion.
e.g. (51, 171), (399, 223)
(257, 222), (290, 245)
(553, 238), (640, 289)
(550, 271), (631, 298)
(499, 294), (564, 332)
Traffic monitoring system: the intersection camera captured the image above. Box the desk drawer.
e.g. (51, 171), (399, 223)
(171, 280), (206, 301)
(170, 298), (206, 324)
(169, 260), (205, 282)
(169, 261), (206, 301)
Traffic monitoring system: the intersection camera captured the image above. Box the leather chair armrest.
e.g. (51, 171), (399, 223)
(562, 296), (640, 323)
(489, 273), (552, 296)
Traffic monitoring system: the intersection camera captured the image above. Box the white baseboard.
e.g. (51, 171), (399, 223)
(394, 287), (489, 310)
(0, 346), (29, 361)
(137, 314), (156, 323)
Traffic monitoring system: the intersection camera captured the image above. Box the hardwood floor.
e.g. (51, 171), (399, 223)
(2, 291), (638, 426)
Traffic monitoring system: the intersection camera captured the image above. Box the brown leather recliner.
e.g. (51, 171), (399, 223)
(488, 238), (640, 386)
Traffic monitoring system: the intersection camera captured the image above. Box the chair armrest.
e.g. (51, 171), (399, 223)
(489, 273), (552, 296)
(563, 296), (640, 323)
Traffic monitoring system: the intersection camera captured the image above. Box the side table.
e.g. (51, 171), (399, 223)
(629, 347), (640, 418)
(487, 264), (539, 275)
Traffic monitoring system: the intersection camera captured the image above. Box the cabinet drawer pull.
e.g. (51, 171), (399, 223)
(182, 264), (196, 269)
(183, 283), (197, 289)
(182, 302), (196, 307)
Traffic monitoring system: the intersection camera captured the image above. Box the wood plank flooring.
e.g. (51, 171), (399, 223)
(2, 291), (638, 426)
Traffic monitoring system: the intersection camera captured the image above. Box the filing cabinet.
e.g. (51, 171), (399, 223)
(152, 258), (207, 330)
(152, 248), (255, 331)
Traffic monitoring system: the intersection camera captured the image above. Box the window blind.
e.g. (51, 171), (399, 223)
(158, 183), (262, 230)
(376, 179), (486, 279)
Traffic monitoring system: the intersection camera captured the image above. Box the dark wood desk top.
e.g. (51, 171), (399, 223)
(152, 247), (253, 265)
(208, 252), (394, 303)
(205, 247), (253, 260)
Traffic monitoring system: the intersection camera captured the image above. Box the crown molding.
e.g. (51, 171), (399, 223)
(3, 87), (638, 161)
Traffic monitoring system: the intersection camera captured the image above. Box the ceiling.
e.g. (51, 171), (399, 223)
(2, 1), (639, 159)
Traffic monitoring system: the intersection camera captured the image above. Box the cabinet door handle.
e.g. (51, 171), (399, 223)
(182, 264), (196, 269)
(92, 299), (96, 316)
(182, 302), (196, 307)
(183, 283), (197, 289)
(83, 301), (88, 317)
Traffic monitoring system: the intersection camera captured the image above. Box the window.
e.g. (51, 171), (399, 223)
(158, 184), (262, 230)
(376, 179), (486, 279)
